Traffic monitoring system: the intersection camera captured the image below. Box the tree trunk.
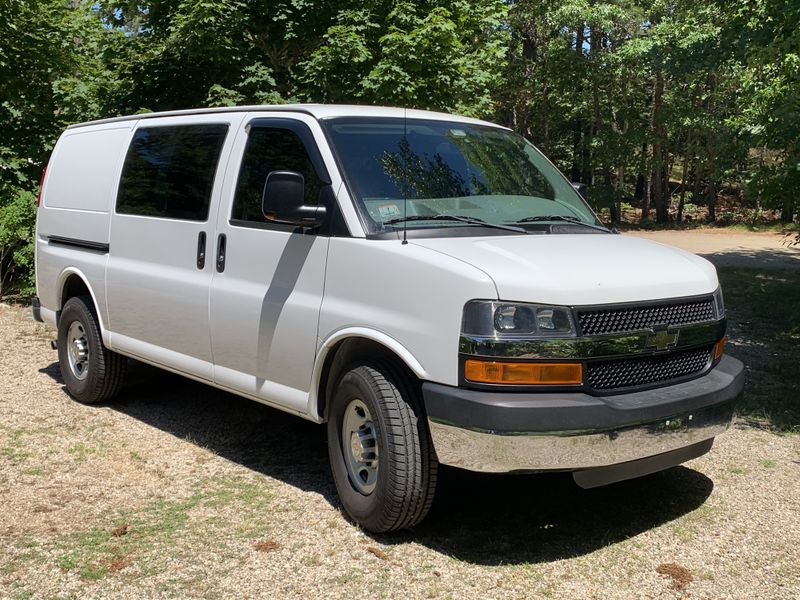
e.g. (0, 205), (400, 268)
(588, 25), (602, 187)
(634, 172), (645, 201)
(614, 163), (625, 224)
(677, 150), (691, 223)
(781, 199), (795, 222)
(707, 181), (718, 222)
(651, 70), (669, 223)
(642, 169), (652, 222)
(570, 26), (585, 182)
(691, 160), (704, 220)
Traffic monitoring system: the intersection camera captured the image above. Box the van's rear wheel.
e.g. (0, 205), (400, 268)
(328, 361), (438, 533)
(57, 296), (127, 404)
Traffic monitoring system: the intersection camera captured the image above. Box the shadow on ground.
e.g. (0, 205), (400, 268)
(40, 359), (714, 565)
(699, 248), (800, 270)
(717, 267), (800, 430)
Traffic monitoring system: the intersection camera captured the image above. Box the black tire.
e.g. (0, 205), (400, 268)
(57, 295), (127, 404)
(327, 360), (438, 532)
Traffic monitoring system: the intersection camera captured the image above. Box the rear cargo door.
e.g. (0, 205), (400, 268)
(106, 114), (244, 379)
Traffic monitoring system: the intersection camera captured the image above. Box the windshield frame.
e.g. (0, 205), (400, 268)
(320, 115), (603, 239)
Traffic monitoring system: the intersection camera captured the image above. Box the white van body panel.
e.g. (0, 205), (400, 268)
(73, 104), (505, 134)
(318, 238), (497, 389)
(208, 113), (337, 409)
(208, 229), (331, 405)
(104, 113), (247, 381)
(42, 125), (133, 214)
(412, 234), (719, 305)
(35, 123), (134, 334)
(307, 326), (432, 421)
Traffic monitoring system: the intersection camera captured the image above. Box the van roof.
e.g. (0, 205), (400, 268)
(66, 104), (507, 130)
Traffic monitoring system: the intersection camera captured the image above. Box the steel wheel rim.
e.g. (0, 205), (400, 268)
(66, 320), (90, 381)
(341, 398), (379, 495)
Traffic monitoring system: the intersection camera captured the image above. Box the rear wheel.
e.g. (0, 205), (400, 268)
(328, 360), (438, 532)
(57, 296), (127, 404)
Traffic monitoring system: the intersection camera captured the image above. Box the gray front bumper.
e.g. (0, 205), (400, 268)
(424, 355), (743, 474)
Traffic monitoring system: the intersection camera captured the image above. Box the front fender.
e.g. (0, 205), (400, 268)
(306, 327), (428, 422)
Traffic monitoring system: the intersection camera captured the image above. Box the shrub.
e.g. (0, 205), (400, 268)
(0, 190), (37, 297)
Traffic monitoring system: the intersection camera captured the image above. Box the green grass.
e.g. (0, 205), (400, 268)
(723, 221), (799, 233)
(0, 428), (31, 464)
(49, 475), (274, 582)
(719, 268), (800, 432)
(67, 442), (98, 463)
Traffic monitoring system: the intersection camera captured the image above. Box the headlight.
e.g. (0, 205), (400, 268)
(463, 300), (577, 337)
(713, 287), (725, 318)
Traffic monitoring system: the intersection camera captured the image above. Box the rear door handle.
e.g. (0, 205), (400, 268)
(196, 231), (207, 269)
(216, 233), (227, 273)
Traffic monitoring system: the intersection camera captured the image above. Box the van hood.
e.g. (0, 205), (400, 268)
(410, 233), (718, 305)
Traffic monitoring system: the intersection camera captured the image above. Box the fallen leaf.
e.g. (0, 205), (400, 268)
(109, 555), (130, 572)
(366, 546), (390, 561)
(253, 540), (280, 552)
(656, 563), (693, 590)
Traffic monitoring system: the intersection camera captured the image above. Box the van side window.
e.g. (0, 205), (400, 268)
(116, 124), (228, 221)
(231, 127), (322, 223)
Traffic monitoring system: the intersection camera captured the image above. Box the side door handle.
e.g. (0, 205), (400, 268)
(216, 233), (227, 273)
(196, 231), (207, 269)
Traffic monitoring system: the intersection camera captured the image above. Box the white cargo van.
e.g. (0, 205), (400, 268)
(34, 105), (743, 532)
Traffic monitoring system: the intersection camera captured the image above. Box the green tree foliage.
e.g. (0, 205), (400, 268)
(0, 0), (118, 295)
(497, 0), (754, 224)
(1, 0), (799, 295)
(729, 0), (800, 220)
(0, 191), (36, 296)
(303, 0), (508, 116)
(99, 0), (508, 116)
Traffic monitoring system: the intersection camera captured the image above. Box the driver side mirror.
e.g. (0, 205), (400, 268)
(262, 170), (326, 227)
(571, 182), (588, 200)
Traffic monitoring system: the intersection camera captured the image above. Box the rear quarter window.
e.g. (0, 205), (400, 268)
(116, 124), (229, 221)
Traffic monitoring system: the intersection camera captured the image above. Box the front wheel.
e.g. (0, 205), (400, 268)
(327, 361), (438, 533)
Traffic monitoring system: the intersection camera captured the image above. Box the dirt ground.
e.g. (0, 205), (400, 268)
(627, 229), (800, 269)
(1, 230), (799, 599)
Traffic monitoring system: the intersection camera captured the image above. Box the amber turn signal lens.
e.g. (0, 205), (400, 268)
(714, 337), (725, 360)
(464, 359), (583, 385)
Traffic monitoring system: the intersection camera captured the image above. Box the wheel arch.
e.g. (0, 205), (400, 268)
(309, 328), (428, 423)
(56, 268), (107, 336)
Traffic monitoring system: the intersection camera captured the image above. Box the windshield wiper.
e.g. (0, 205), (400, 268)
(383, 214), (527, 234)
(515, 215), (612, 233)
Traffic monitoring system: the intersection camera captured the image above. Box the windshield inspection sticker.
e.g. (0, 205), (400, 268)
(378, 204), (401, 220)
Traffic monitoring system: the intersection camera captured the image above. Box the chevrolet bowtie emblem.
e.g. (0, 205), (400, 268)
(646, 328), (679, 351)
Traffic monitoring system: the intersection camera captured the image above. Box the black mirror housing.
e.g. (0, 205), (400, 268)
(571, 182), (589, 200)
(262, 170), (327, 227)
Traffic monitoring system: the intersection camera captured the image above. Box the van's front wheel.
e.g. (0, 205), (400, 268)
(57, 296), (127, 404)
(328, 361), (438, 533)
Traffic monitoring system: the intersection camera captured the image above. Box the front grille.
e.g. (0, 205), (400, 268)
(587, 346), (713, 391)
(577, 297), (715, 336)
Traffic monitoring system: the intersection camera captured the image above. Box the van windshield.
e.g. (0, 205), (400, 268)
(324, 117), (602, 236)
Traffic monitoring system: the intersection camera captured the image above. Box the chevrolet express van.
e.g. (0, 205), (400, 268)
(34, 105), (744, 532)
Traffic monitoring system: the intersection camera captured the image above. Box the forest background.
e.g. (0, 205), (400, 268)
(1, 0), (798, 294)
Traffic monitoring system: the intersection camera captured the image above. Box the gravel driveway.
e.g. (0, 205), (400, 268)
(627, 229), (800, 269)
(2, 230), (799, 599)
